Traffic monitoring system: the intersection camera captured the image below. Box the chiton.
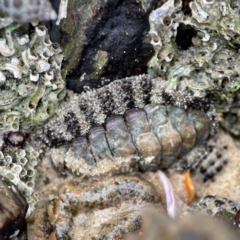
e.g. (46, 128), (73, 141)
(50, 103), (211, 177)
(42, 74), (217, 176)
(43, 74), (215, 145)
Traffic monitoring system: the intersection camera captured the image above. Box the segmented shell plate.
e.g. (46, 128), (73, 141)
(50, 103), (211, 176)
(43, 74), (216, 144)
(39, 74), (217, 176)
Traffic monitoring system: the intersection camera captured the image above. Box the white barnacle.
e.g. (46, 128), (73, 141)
(149, 8), (168, 27)
(3, 58), (22, 78)
(17, 35), (29, 45)
(165, 53), (174, 62)
(40, 48), (53, 60)
(0, 71), (6, 83)
(0, 38), (14, 56)
(35, 26), (47, 37)
(30, 72), (39, 82)
(149, 0), (182, 28)
(189, 1), (209, 23)
(219, 1), (229, 16)
(11, 163), (22, 174)
(43, 36), (52, 47)
(199, 30), (210, 42)
(44, 71), (54, 86)
(16, 149), (26, 159)
(36, 59), (50, 73)
(52, 53), (64, 69)
(22, 48), (38, 69)
(0, 22), (65, 210)
(149, 30), (162, 47)
(45, 71), (54, 80)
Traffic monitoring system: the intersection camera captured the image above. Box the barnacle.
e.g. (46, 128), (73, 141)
(0, 134), (40, 215)
(0, 24), (66, 134)
(189, 0), (240, 45)
(148, 0), (240, 113)
(0, 22), (66, 215)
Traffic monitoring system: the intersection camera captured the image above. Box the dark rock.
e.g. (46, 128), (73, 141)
(176, 23), (197, 50)
(3, 132), (29, 148)
(0, 176), (28, 239)
(47, 0), (164, 92)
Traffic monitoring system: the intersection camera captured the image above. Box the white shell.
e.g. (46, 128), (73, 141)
(0, 71), (6, 83)
(17, 35), (30, 45)
(30, 72), (39, 82)
(3, 58), (22, 78)
(0, 38), (14, 56)
(36, 59), (50, 73)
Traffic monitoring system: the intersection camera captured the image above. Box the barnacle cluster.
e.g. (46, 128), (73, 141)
(148, 0), (240, 112)
(0, 19), (66, 214)
(0, 133), (40, 215)
(0, 24), (65, 133)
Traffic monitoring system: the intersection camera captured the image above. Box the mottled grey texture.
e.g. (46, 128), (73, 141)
(0, 0), (57, 22)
